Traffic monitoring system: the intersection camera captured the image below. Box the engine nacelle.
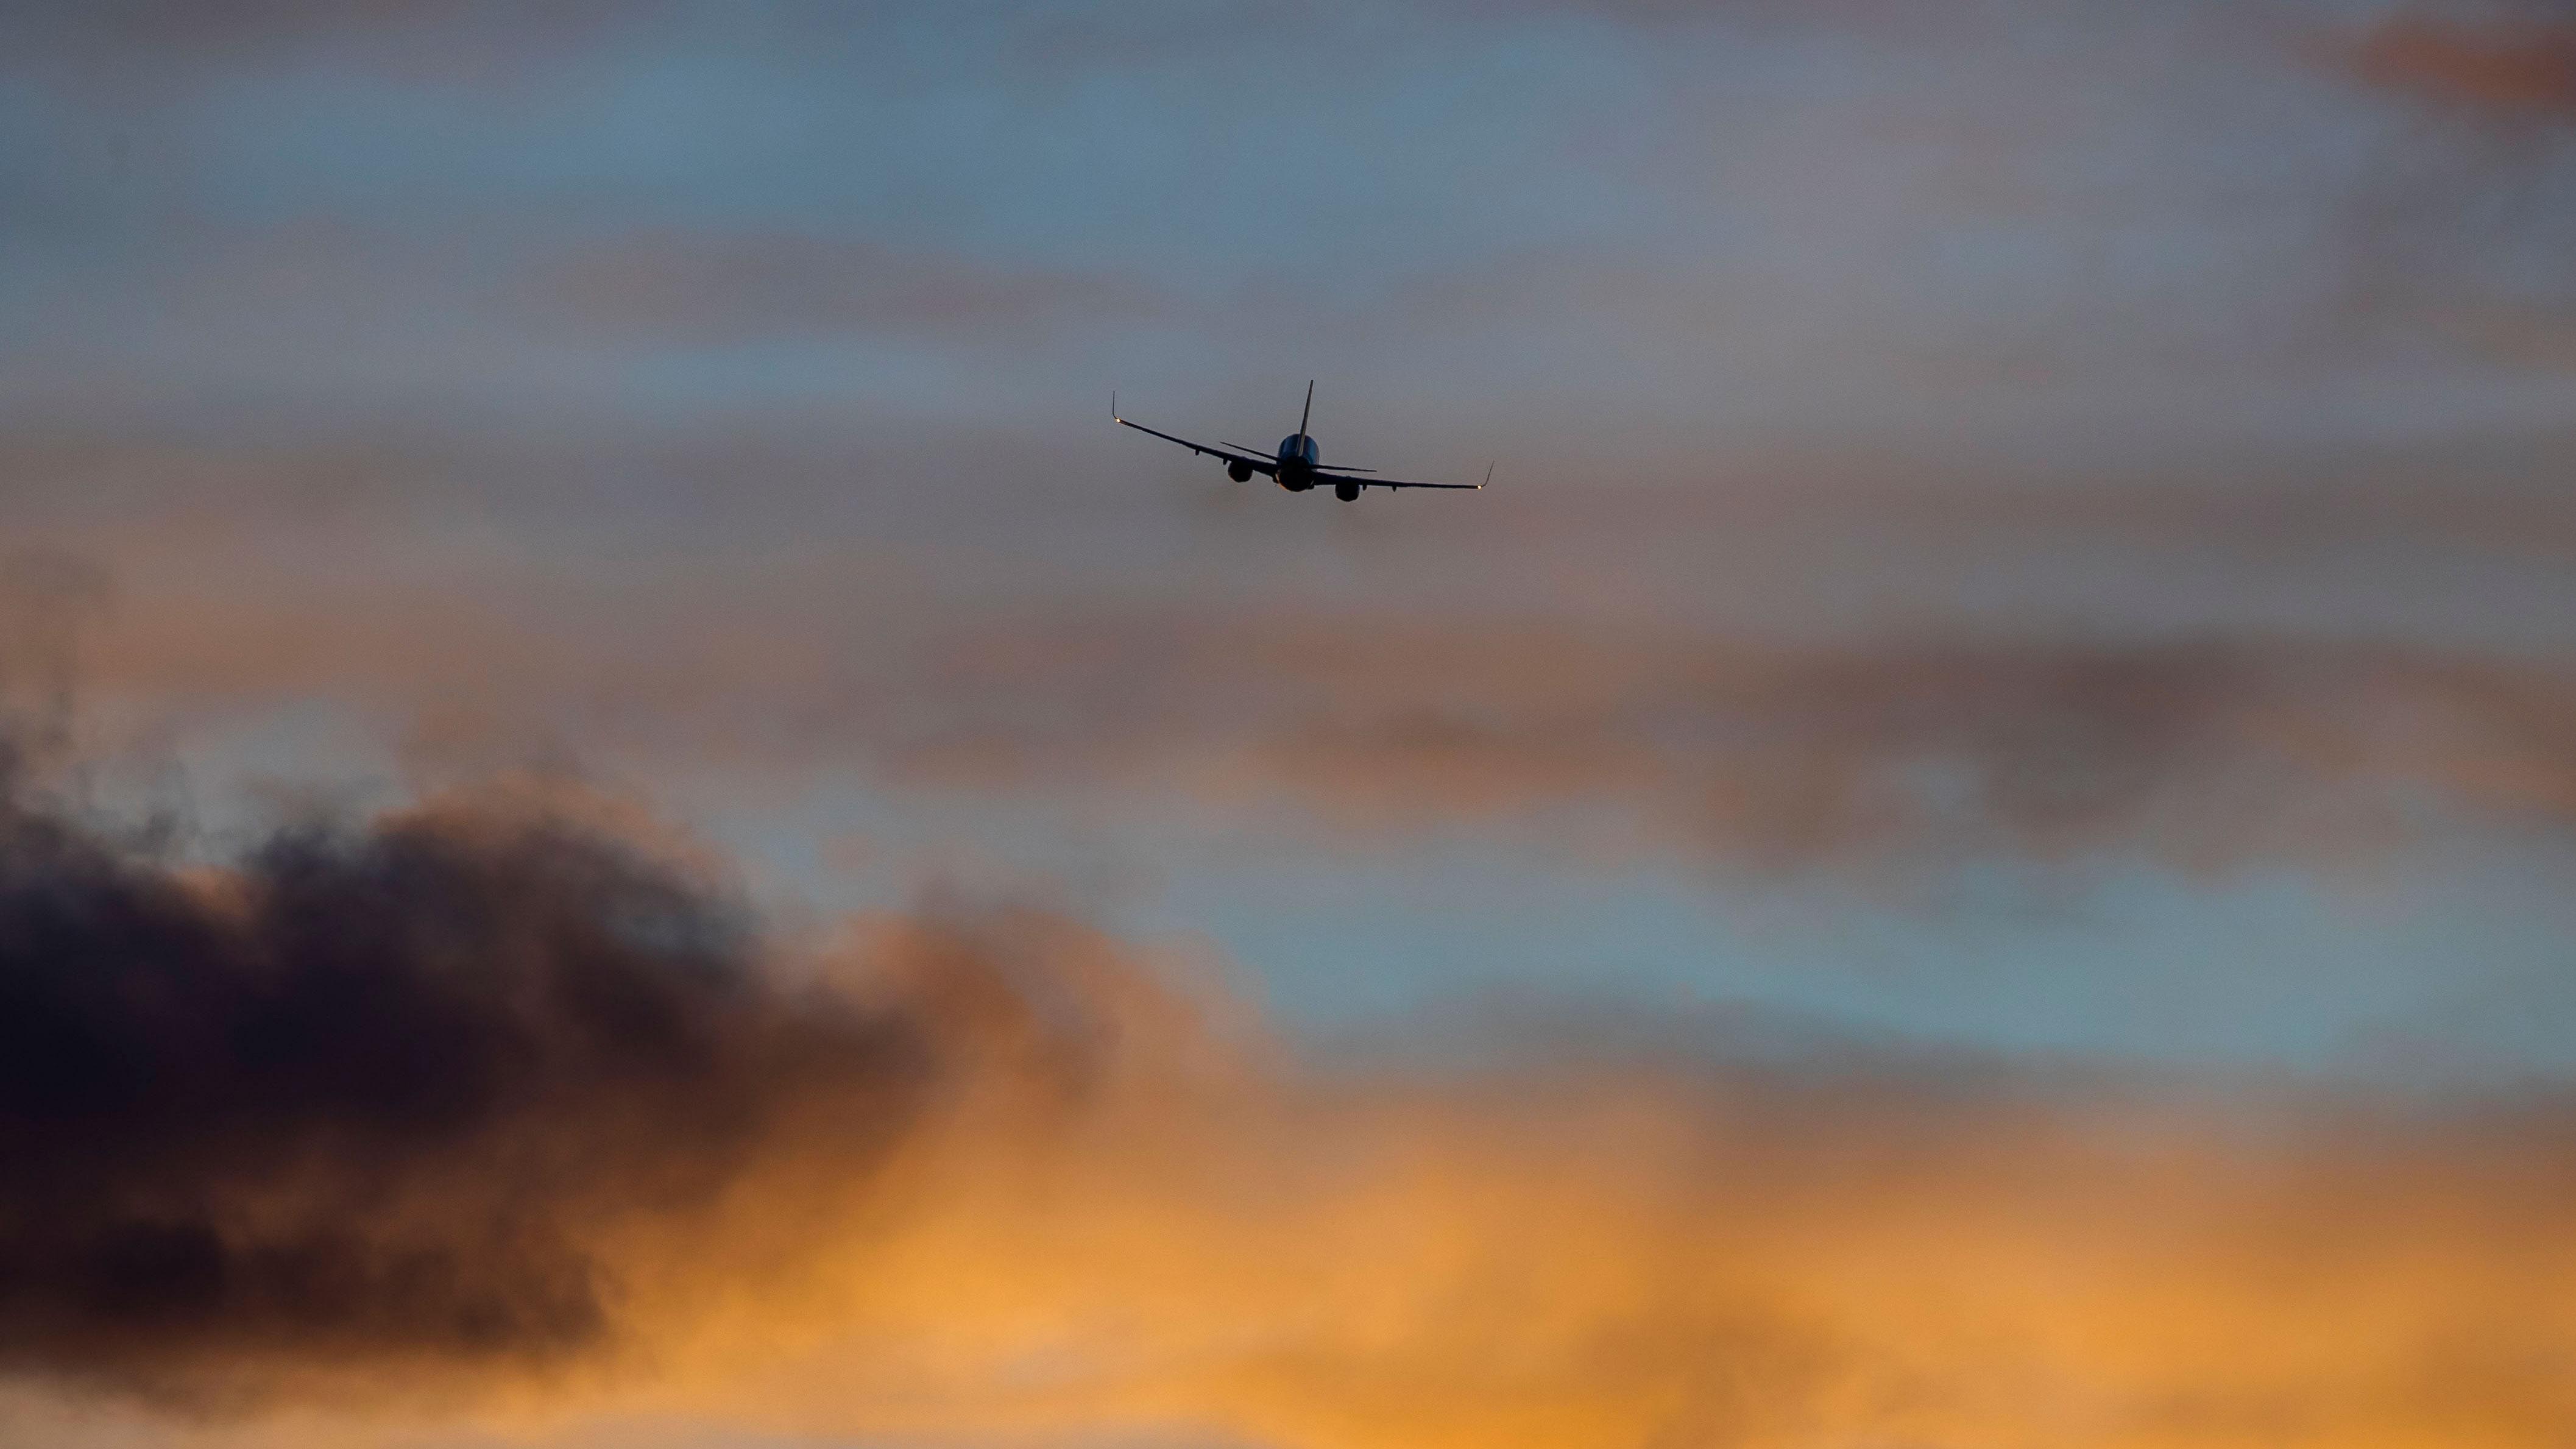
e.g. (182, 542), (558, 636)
(1335, 480), (1361, 502)
(1227, 459), (1254, 483)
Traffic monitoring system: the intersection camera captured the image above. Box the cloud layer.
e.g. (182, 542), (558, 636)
(56, 543), (2576, 871)
(0, 769), (2567, 1446)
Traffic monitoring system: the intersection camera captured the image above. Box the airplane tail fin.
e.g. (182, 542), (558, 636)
(1300, 380), (1314, 436)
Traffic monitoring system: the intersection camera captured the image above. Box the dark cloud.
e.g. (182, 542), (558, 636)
(0, 769), (1142, 1397)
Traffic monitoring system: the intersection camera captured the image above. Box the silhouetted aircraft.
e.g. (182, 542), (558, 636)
(1114, 381), (1488, 501)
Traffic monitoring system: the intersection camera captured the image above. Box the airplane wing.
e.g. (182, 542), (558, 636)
(1113, 400), (1276, 476)
(1318, 461), (1491, 492)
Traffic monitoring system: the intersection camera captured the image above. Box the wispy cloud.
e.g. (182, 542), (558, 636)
(63, 562), (2576, 872)
(2346, 9), (2576, 119)
(876, 613), (2576, 868)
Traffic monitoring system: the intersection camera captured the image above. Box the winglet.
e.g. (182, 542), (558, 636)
(1111, 389), (1120, 423)
(1480, 461), (1494, 490)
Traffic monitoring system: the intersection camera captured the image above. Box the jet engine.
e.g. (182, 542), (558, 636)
(1335, 480), (1361, 502)
(1228, 459), (1254, 482)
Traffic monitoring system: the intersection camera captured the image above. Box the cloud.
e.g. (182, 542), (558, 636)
(13, 698), (2548, 1417)
(23, 500), (2572, 874)
(868, 615), (2576, 870)
(6, 454), (2571, 880)
(0, 765), (2567, 1447)
(0, 766), (1205, 1401)
(2311, 6), (2576, 364)
(10, 897), (2566, 1433)
(667, 1073), (2576, 1449)
(2347, 10), (2576, 119)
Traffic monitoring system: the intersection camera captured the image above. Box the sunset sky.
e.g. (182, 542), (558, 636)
(3, 3), (2575, 1446)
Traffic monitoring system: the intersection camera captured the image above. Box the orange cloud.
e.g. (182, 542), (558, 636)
(43, 1030), (2576, 1448)
(655, 1071), (2576, 1449)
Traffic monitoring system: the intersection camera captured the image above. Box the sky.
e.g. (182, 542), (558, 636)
(1, 1), (2574, 1445)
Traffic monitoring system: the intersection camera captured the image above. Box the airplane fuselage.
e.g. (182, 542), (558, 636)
(1275, 433), (1321, 492)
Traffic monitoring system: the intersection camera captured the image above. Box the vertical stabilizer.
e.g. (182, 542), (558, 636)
(1300, 380), (1314, 436)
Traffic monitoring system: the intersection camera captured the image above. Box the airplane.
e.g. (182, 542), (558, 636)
(1114, 381), (1488, 501)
